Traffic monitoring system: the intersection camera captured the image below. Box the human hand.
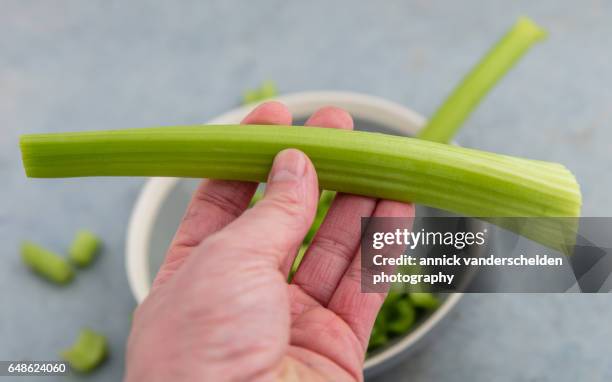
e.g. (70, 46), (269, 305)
(125, 102), (414, 381)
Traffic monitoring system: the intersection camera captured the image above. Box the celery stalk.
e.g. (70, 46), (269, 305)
(61, 328), (108, 373)
(69, 230), (101, 267)
(21, 241), (74, 284)
(418, 17), (547, 143)
(20, 125), (580, 221)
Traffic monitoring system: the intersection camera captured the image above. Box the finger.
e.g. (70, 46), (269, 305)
(302, 105), (354, 129)
(211, 148), (319, 269)
(279, 106), (359, 276)
(327, 200), (415, 350)
(290, 107), (379, 304)
(152, 102), (292, 289)
(290, 194), (376, 302)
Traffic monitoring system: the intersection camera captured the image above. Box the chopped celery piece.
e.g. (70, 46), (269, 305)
(409, 292), (441, 310)
(387, 299), (416, 334)
(69, 230), (101, 267)
(61, 328), (108, 373)
(20, 125), (581, 223)
(385, 290), (403, 305)
(242, 90), (260, 105)
(20, 241), (74, 284)
(242, 80), (278, 105)
(369, 304), (388, 350)
(368, 324), (388, 349)
(259, 80), (278, 99)
(418, 17), (547, 143)
(368, 291), (420, 352)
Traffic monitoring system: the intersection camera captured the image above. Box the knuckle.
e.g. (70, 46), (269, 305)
(195, 187), (245, 219)
(263, 194), (309, 226)
(312, 235), (357, 264)
(344, 265), (364, 284)
(297, 278), (335, 304)
(270, 181), (303, 206)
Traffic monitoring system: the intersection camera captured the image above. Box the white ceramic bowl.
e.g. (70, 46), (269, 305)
(125, 91), (463, 376)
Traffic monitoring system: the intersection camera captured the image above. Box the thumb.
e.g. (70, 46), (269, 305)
(217, 149), (319, 267)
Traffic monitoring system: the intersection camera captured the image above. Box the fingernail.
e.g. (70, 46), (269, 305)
(269, 149), (306, 183)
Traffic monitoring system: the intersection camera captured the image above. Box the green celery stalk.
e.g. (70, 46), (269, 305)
(20, 125), (580, 221)
(418, 17), (547, 143)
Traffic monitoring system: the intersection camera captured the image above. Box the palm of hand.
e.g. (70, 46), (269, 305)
(126, 102), (413, 382)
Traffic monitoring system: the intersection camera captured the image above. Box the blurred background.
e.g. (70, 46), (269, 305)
(2, 1), (612, 381)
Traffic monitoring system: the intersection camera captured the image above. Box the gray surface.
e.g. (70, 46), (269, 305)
(1, 1), (611, 381)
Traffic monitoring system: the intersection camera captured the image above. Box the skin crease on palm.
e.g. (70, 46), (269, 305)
(125, 102), (414, 382)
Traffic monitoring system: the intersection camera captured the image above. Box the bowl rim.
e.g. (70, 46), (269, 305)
(125, 90), (463, 372)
